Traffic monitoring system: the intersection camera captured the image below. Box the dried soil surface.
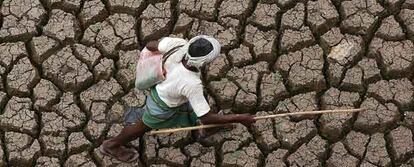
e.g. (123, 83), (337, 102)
(0, 0), (413, 166)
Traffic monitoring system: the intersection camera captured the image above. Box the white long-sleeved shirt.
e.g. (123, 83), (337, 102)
(155, 37), (210, 117)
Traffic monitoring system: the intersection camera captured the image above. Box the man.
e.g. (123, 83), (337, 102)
(100, 35), (256, 162)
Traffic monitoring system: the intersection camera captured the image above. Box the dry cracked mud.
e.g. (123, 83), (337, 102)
(1, 0), (414, 166)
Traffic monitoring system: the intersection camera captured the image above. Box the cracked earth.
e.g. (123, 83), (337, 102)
(0, 0), (414, 166)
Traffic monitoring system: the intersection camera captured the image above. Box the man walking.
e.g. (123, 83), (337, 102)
(100, 35), (256, 162)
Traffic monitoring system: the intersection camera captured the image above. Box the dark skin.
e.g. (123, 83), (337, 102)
(146, 41), (159, 52)
(101, 40), (256, 162)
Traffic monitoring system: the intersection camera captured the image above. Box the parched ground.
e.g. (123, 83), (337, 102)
(0, 0), (414, 166)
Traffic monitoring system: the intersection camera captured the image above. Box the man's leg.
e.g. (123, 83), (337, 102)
(101, 120), (151, 162)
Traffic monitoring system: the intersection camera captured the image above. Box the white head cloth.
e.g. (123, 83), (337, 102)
(182, 35), (221, 68)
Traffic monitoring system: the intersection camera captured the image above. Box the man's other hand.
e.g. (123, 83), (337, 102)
(237, 113), (256, 127)
(199, 111), (256, 127)
(146, 41), (159, 52)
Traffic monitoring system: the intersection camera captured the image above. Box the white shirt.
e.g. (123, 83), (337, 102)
(155, 37), (211, 117)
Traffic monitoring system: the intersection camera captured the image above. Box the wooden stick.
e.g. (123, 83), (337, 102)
(253, 108), (365, 120)
(148, 124), (225, 135)
(148, 108), (365, 135)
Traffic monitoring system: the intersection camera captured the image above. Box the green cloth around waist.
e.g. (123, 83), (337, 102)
(142, 87), (197, 129)
(149, 87), (181, 113)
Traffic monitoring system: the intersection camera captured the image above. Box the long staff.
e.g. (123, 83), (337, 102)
(148, 108), (365, 135)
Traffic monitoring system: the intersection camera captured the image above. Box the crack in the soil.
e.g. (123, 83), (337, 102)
(0, 130), (9, 167)
(1, 0), (414, 166)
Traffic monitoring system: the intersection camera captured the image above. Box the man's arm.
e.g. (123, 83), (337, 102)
(183, 83), (255, 126)
(146, 41), (159, 52)
(146, 37), (187, 54)
(199, 111), (255, 127)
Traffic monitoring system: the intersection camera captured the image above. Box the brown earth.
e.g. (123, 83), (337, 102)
(0, 0), (414, 166)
